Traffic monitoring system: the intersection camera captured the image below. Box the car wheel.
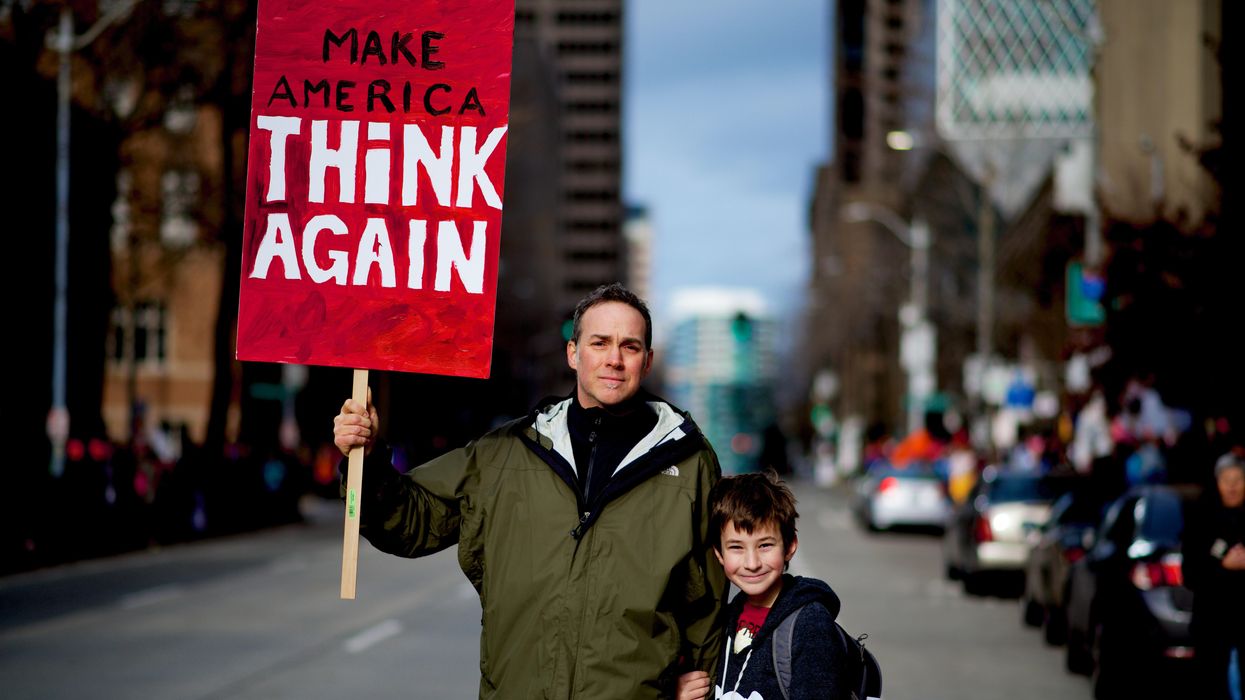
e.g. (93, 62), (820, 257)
(1065, 622), (1092, 675)
(1091, 620), (1135, 700)
(1022, 595), (1044, 628)
(963, 571), (989, 596)
(1043, 605), (1067, 646)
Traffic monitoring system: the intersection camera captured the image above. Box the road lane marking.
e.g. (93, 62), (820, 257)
(344, 618), (403, 653)
(118, 584), (185, 610)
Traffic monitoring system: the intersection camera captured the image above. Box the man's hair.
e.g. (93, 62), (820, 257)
(709, 470), (799, 553)
(1215, 452), (1245, 478)
(571, 283), (653, 349)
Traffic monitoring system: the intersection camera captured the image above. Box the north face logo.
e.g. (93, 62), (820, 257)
(661, 466), (679, 477)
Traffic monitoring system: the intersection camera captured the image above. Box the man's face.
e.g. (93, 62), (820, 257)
(1218, 466), (1245, 509)
(567, 301), (652, 409)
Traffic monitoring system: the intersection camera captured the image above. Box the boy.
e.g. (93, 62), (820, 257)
(679, 471), (852, 700)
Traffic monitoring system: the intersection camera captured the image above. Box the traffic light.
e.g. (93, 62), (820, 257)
(730, 312), (753, 342)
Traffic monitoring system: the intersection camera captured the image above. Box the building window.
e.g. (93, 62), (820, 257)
(566, 219), (618, 232)
(161, 0), (198, 17)
(566, 130), (618, 143)
(164, 85), (197, 134)
(161, 169), (200, 248)
(566, 189), (617, 202)
(568, 159), (618, 173)
(565, 100), (618, 114)
(555, 11), (618, 25)
(110, 302), (168, 367)
(562, 70), (619, 84)
(556, 41), (618, 55)
(568, 250), (619, 262)
(110, 169), (132, 254)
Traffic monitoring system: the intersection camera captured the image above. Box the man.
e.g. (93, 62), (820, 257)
(333, 283), (726, 699)
(1184, 452), (1245, 700)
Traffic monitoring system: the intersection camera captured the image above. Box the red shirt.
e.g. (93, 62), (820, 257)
(733, 602), (771, 652)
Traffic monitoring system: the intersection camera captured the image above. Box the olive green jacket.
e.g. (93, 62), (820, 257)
(354, 396), (727, 699)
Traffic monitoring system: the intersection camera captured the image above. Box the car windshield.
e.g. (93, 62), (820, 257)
(1136, 491), (1185, 544)
(987, 474), (1068, 503)
(868, 463), (940, 480)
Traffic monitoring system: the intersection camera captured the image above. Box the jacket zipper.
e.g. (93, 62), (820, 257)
(571, 427), (600, 540)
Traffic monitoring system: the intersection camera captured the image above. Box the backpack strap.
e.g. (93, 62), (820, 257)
(771, 605), (803, 700)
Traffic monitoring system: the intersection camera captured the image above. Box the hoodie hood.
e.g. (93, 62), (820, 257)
(730, 574), (841, 645)
(716, 575), (847, 700)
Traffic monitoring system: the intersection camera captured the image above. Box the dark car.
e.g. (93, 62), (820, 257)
(1063, 484), (1199, 699)
(1020, 486), (1104, 644)
(943, 467), (1073, 595)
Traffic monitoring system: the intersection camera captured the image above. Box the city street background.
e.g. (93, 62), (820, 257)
(0, 481), (1092, 700)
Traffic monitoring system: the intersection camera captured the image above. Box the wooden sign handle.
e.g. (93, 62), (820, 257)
(341, 368), (368, 599)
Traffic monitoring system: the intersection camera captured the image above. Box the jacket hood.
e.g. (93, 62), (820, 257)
(730, 574), (841, 644)
(519, 390), (711, 539)
(528, 390), (703, 474)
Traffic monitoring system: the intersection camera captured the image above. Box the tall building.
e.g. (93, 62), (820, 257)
(623, 205), (653, 304)
(515, 1), (627, 315)
(807, 0), (928, 432)
(663, 289), (779, 475)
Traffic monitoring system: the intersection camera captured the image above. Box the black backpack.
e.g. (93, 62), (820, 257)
(771, 604), (882, 700)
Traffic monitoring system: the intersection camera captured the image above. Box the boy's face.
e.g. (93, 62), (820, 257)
(715, 520), (798, 607)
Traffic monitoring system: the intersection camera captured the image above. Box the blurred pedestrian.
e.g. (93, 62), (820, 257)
(1183, 452), (1245, 700)
(333, 283), (726, 699)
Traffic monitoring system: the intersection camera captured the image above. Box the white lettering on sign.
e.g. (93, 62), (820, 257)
(256, 117), (506, 210)
(249, 214), (488, 294)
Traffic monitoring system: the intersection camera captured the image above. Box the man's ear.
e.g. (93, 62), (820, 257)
(566, 340), (578, 371)
(785, 535), (799, 563)
(641, 349), (654, 377)
(713, 546), (725, 567)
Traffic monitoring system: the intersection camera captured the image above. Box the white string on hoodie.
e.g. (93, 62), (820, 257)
(718, 627), (754, 699)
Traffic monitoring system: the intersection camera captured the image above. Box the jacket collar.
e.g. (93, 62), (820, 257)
(533, 394), (691, 475)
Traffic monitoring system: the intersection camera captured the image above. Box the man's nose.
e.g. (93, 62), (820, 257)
(605, 345), (623, 365)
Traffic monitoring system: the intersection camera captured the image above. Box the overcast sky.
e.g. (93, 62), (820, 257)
(624, 0), (830, 332)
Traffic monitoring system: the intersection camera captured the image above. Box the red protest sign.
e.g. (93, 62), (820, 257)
(236, 0), (514, 378)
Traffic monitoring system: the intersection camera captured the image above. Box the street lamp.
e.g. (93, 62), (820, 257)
(841, 203), (934, 436)
(46, 2), (138, 477)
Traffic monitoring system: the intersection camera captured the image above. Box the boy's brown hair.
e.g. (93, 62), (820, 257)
(708, 470), (799, 553)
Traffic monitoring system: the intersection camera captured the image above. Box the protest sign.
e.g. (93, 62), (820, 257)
(238, 0), (514, 598)
(237, 0), (513, 379)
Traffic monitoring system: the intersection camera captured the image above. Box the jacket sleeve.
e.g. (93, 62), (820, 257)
(790, 604), (852, 700)
(681, 446), (729, 677)
(344, 439), (480, 559)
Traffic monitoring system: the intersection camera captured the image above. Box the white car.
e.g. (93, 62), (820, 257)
(854, 463), (950, 532)
(943, 467), (1072, 595)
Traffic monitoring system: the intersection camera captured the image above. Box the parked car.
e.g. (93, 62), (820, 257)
(1063, 484), (1199, 699)
(1020, 485), (1104, 643)
(943, 467), (1073, 595)
(853, 462), (950, 532)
